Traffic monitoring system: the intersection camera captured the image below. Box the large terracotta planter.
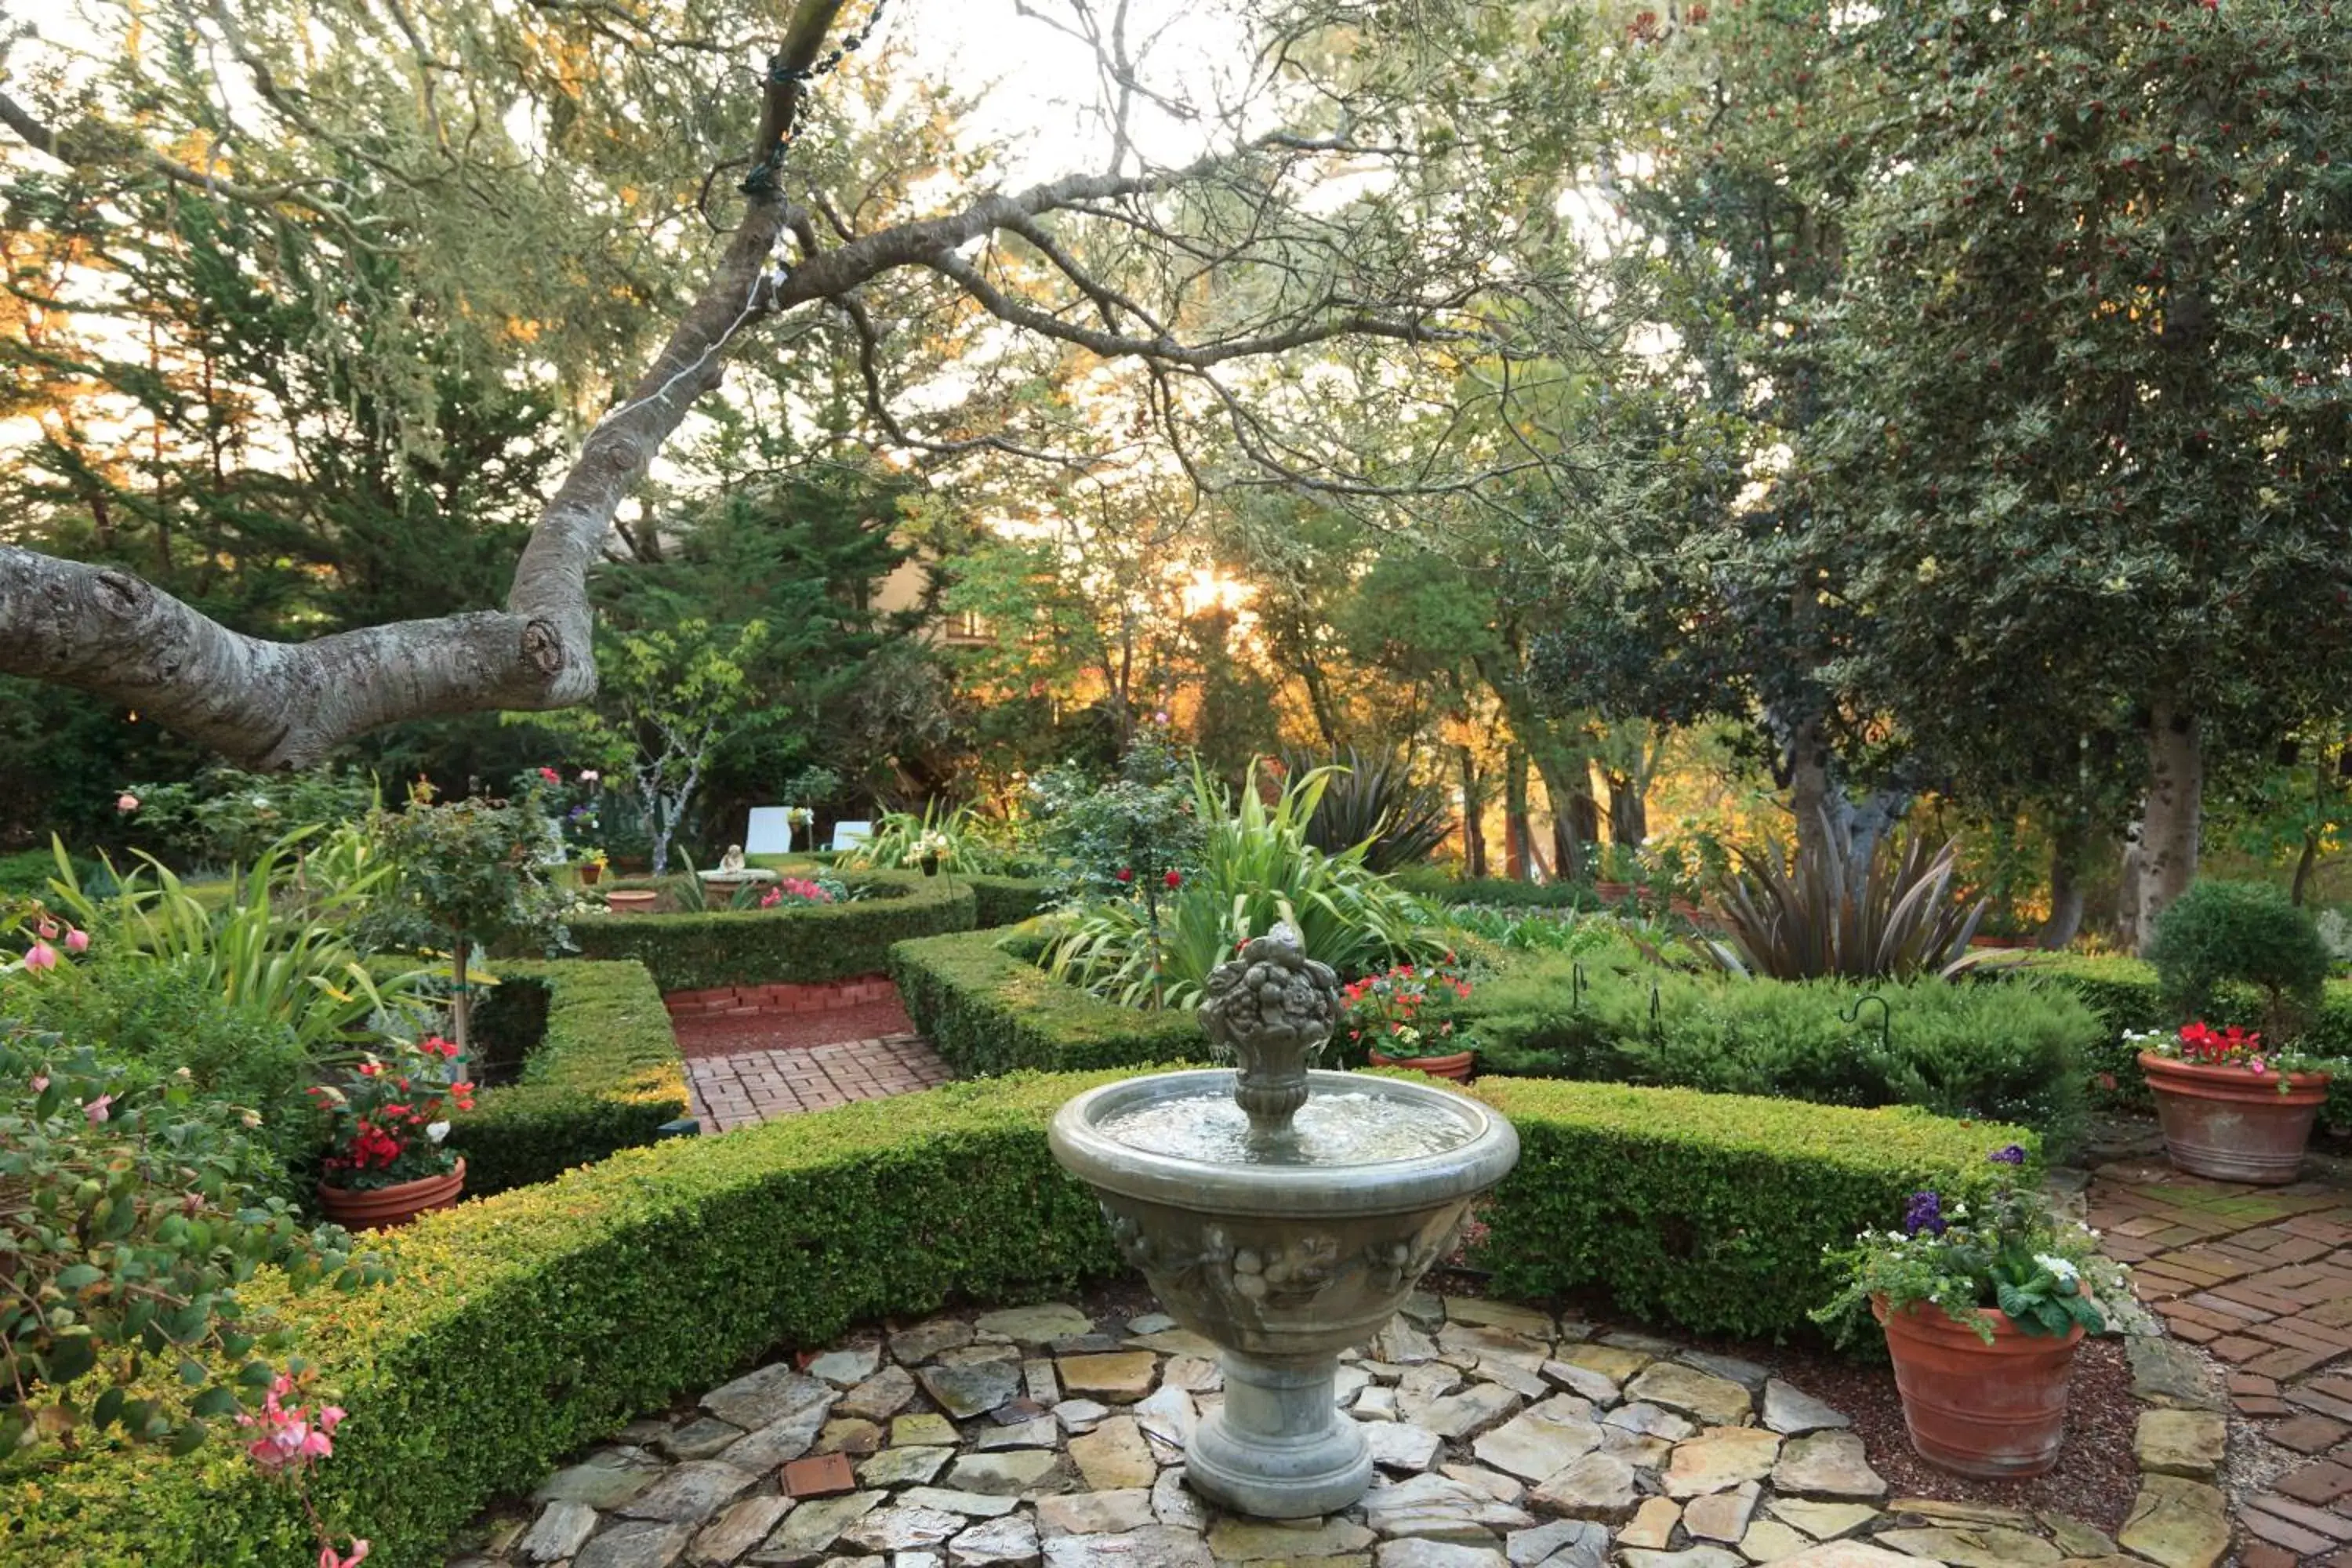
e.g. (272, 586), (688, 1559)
(1875, 1294), (2083, 1478)
(1367, 1048), (1475, 1083)
(2139, 1051), (2329, 1185)
(318, 1158), (465, 1232)
(603, 888), (659, 914)
(1592, 880), (1635, 902)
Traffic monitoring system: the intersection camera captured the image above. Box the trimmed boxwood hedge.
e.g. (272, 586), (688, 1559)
(1472, 1077), (2027, 1338)
(890, 927), (1201, 1075)
(448, 959), (688, 1195)
(0, 1071), (2023, 1567)
(565, 869), (975, 991)
(2025, 953), (2352, 1130)
(964, 873), (1055, 930)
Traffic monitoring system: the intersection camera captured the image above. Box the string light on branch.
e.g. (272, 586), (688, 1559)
(741, 0), (893, 195)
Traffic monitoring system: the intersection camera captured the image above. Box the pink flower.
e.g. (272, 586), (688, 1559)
(83, 1094), (114, 1124)
(64, 928), (88, 954)
(538, 767), (561, 783)
(321, 1541), (370, 1568)
(36, 917), (57, 939)
(117, 793), (140, 812)
(29, 1074), (48, 1092)
(24, 941), (57, 972)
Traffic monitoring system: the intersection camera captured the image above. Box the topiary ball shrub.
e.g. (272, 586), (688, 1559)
(2147, 880), (2332, 1040)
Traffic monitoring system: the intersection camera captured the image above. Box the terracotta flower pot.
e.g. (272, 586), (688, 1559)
(1593, 880), (1635, 902)
(579, 862), (603, 886)
(603, 888), (659, 914)
(318, 1158), (465, 1232)
(2139, 1051), (2329, 1185)
(1367, 1048), (1476, 1083)
(1875, 1294), (2083, 1478)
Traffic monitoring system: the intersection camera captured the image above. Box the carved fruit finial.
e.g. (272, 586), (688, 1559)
(1200, 922), (1339, 1140)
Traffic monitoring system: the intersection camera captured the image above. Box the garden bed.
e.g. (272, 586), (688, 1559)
(0, 1072), (2027, 1568)
(888, 926), (1203, 1075)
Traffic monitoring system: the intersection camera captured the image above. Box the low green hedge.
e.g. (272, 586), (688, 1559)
(1473, 1077), (2028, 1338)
(1463, 954), (2094, 1152)
(890, 927), (1202, 1076)
(448, 959), (688, 1194)
(1395, 869), (1598, 910)
(964, 873), (1056, 930)
(2027, 953), (2352, 1130)
(565, 869), (975, 991)
(0, 1071), (2023, 1566)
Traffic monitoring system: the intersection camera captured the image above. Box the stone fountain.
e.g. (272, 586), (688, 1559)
(1048, 927), (1519, 1519)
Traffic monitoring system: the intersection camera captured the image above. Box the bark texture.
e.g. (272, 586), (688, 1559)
(2132, 698), (2205, 950)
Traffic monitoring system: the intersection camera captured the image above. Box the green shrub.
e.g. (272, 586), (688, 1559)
(1463, 955), (2092, 1151)
(891, 927), (1203, 1076)
(0, 1070), (2020, 1566)
(1393, 869), (1597, 911)
(1474, 1077), (2027, 1339)
(445, 960), (688, 1195)
(2145, 880), (2333, 1037)
(965, 873), (1054, 930)
(564, 869), (973, 991)
(0, 848), (85, 896)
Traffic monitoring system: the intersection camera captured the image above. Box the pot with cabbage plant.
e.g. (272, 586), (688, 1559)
(1815, 1152), (2106, 1478)
(2133, 1023), (2337, 1185)
(310, 1034), (475, 1230)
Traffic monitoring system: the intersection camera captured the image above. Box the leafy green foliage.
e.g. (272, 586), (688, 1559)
(367, 794), (569, 963)
(1702, 824), (1987, 982)
(891, 929), (1208, 1078)
(566, 871), (973, 993)
(39, 837), (434, 1057)
(2146, 880), (2334, 1040)
(122, 770), (378, 872)
(1465, 954), (2092, 1150)
(0, 1029), (386, 1458)
(1290, 747), (1454, 874)
(1039, 763), (1447, 1008)
(840, 800), (1017, 875)
(1817, 1184), (2105, 1348)
(1025, 742), (1205, 899)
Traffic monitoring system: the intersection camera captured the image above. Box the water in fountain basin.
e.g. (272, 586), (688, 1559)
(1097, 1087), (1475, 1165)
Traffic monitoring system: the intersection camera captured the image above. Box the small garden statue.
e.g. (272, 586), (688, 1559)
(718, 844), (746, 874)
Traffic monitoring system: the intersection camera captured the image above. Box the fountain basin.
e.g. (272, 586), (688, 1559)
(1051, 1068), (1519, 1517)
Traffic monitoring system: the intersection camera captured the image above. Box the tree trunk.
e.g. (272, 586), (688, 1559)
(2292, 833), (2321, 907)
(448, 933), (473, 1058)
(2132, 697), (2204, 951)
(1504, 746), (1530, 881)
(1605, 768), (1649, 846)
(1457, 746), (1486, 879)
(1526, 747), (1593, 883)
(2038, 818), (2089, 950)
(1787, 712), (1837, 866)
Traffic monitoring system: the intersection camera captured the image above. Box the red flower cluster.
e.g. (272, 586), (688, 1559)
(1340, 963), (1472, 1048)
(315, 1036), (476, 1189)
(2176, 1021), (2263, 1065)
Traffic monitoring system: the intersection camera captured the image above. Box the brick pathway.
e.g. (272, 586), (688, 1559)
(2091, 1156), (2352, 1564)
(684, 1034), (953, 1131)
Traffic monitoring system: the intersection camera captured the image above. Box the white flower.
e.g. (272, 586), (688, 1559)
(426, 1120), (451, 1144)
(2034, 1254), (2079, 1284)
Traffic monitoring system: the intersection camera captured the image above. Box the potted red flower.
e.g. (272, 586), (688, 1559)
(2134, 1022), (2336, 1185)
(310, 1035), (475, 1229)
(1816, 1155), (2104, 1478)
(1345, 961), (1477, 1082)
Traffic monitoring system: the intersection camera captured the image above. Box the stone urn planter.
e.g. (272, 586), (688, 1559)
(1875, 1293), (2083, 1478)
(1367, 1047), (1475, 1083)
(318, 1158), (465, 1232)
(603, 889), (659, 914)
(2139, 1051), (2329, 1185)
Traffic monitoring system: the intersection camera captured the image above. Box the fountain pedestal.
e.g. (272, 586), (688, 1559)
(1049, 930), (1519, 1519)
(1188, 1352), (1371, 1518)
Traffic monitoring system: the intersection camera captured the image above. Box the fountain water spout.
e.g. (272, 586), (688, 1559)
(1200, 922), (1340, 1145)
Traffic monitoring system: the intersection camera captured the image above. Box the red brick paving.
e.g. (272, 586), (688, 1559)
(684, 1034), (952, 1131)
(670, 995), (918, 1057)
(2092, 1156), (2352, 1560)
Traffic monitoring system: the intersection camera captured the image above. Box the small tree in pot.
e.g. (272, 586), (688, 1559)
(367, 786), (570, 1054)
(2140, 881), (2340, 1182)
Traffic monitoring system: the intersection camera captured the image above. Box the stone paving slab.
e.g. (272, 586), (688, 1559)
(2089, 1155), (2352, 1567)
(685, 1035), (953, 1131)
(445, 1290), (2226, 1568)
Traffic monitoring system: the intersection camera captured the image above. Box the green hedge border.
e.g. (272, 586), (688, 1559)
(889, 927), (1202, 1075)
(449, 959), (687, 1195)
(564, 869), (976, 991)
(0, 1070), (2024, 1568)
